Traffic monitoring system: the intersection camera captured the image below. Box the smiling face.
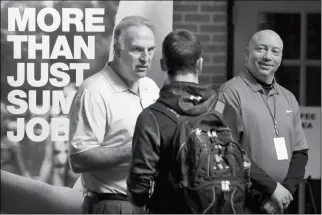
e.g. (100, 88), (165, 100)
(245, 30), (283, 84)
(118, 25), (156, 82)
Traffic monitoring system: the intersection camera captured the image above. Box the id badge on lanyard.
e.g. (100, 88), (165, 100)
(261, 93), (288, 160)
(273, 137), (288, 160)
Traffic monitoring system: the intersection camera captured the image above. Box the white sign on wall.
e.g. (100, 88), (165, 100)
(301, 107), (321, 179)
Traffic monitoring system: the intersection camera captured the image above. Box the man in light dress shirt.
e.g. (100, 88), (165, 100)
(68, 15), (160, 214)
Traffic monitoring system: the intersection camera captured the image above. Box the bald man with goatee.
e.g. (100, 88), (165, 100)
(218, 30), (308, 214)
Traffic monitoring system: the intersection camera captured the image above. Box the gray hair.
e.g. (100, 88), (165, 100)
(113, 15), (155, 49)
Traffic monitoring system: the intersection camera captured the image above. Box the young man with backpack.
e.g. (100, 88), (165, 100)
(127, 29), (252, 214)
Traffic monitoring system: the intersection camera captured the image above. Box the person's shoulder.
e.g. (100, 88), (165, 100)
(81, 70), (106, 88)
(140, 77), (160, 90)
(76, 71), (107, 95)
(218, 75), (243, 93)
(136, 105), (156, 126)
(276, 83), (299, 106)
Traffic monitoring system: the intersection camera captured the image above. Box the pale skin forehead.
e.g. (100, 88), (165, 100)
(248, 30), (284, 50)
(123, 25), (155, 47)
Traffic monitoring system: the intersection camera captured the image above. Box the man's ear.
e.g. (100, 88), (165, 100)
(196, 57), (203, 75)
(244, 47), (249, 61)
(113, 44), (121, 58)
(160, 58), (167, 72)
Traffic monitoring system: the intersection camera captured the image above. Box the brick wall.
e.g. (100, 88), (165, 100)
(173, 1), (227, 87)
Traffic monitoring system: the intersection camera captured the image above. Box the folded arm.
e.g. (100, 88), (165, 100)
(70, 144), (131, 173)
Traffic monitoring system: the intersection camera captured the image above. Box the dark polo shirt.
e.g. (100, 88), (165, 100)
(219, 68), (308, 183)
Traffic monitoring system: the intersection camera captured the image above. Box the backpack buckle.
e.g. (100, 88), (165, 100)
(221, 180), (230, 192)
(173, 181), (186, 192)
(168, 173), (186, 192)
(207, 129), (217, 138)
(208, 130), (218, 144)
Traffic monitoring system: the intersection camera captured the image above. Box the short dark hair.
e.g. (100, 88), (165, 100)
(162, 29), (202, 77)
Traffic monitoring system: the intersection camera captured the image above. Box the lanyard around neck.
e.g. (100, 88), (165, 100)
(260, 93), (279, 136)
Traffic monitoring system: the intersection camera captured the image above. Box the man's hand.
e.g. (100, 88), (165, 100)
(270, 182), (293, 212)
(262, 199), (285, 214)
(262, 199), (278, 214)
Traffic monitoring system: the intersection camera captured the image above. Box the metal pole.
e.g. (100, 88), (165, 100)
(298, 180), (306, 214)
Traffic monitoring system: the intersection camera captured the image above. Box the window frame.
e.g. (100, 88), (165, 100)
(258, 11), (321, 105)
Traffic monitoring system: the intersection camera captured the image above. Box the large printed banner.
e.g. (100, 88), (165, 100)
(301, 107), (321, 179)
(1, 0), (172, 183)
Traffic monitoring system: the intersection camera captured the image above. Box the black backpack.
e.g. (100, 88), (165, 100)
(149, 100), (251, 214)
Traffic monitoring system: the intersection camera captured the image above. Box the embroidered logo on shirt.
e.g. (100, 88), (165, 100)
(286, 109), (293, 113)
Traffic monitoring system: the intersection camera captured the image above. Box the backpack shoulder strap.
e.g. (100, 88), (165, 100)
(149, 102), (181, 124)
(210, 92), (230, 128)
(149, 102), (184, 187)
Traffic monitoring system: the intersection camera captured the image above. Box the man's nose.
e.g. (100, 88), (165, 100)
(139, 51), (148, 63)
(263, 50), (273, 60)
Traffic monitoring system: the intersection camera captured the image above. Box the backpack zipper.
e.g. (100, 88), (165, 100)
(208, 154), (211, 176)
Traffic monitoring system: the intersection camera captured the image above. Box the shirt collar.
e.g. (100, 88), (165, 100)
(239, 67), (279, 95)
(103, 63), (130, 93)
